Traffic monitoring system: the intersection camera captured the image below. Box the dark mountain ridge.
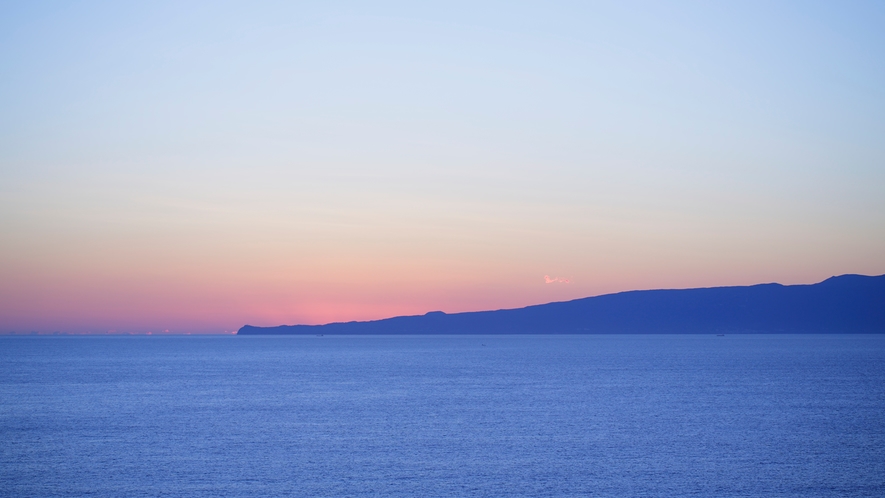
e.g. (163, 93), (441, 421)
(238, 274), (885, 334)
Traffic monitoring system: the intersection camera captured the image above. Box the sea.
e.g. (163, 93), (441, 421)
(1, 334), (884, 497)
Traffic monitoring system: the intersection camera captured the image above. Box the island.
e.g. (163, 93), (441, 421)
(238, 274), (885, 335)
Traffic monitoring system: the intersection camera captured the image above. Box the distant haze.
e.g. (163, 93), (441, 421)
(1, 1), (883, 333)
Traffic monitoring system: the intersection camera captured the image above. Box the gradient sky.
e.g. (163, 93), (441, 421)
(1, 1), (884, 333)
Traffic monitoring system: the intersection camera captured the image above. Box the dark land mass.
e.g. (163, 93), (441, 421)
(238, 274), (885, 335)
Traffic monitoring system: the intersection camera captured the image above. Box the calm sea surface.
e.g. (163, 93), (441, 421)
(2, 334), (884, 497)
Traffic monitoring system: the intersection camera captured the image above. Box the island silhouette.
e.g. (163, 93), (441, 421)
(238, 274), (885, 335)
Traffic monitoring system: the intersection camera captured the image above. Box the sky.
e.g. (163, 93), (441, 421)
(1, 1), (883, 334)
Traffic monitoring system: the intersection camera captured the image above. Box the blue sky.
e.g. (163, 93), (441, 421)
(1, 1), (883, 332)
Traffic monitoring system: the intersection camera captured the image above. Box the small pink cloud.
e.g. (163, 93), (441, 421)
(544, 275), (570, 284)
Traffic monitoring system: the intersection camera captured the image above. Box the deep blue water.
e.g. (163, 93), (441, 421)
(1, 334), (884, 497)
